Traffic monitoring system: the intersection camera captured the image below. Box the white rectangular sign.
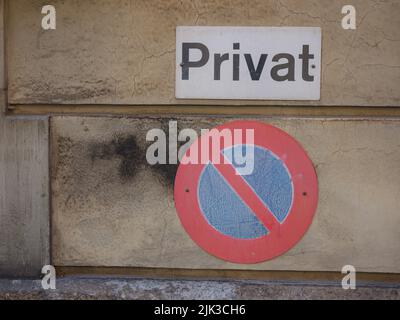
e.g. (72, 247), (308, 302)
(176, 26), (321, 100)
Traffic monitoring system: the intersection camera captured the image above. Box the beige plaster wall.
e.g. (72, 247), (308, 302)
(3, 0), (399, 275)
(0, 0), (50, 277)
(51, 116), (400, 273)
(6, 0), (400, 106)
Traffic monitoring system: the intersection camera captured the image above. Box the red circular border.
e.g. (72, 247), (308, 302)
(174, 120), (318, 264)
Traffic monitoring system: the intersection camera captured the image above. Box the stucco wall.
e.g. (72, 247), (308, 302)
(0, 0), (50, 278)
(7, 0), (400, 106)
(1, 0), (399, 277)
(51, 116), (400, 273)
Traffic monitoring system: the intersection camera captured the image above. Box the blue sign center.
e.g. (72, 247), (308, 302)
(198, 145), (294, 240)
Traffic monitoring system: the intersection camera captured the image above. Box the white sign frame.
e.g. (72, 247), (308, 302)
(176, 26), (321, 101)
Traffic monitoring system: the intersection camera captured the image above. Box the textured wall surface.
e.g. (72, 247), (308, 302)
(0, 0), (50, 277)
(0, 114), (50, 277)
(7, 0), (400, 106)
(51, 116), (400, 273)
(2, 0), (399, 280)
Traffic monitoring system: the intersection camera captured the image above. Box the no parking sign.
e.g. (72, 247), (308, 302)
(174, 121), (318, 264)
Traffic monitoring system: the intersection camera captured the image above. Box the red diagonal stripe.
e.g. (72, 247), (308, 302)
(213, 159), (280, 232)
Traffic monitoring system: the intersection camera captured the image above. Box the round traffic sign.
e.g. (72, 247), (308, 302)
(174, 120), (318, 264)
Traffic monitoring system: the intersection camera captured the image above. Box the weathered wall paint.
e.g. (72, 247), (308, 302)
(0, 112), (50, 277)
(0, 0), (50, 277)
(51, 116), (400, 273)
(7, 0), (400, 106)
(1, 0), (399, 277)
